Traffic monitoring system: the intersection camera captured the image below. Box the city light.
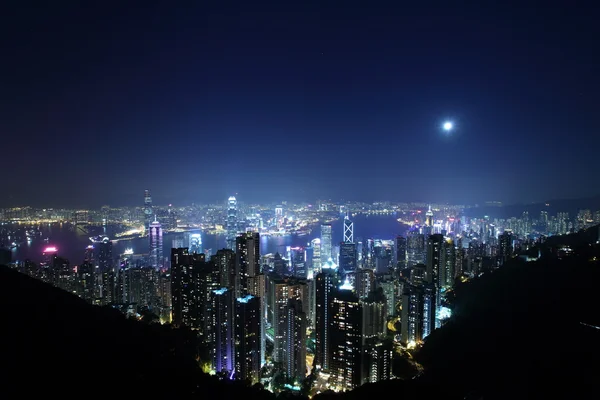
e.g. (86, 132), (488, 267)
(43, 246), (58, 253)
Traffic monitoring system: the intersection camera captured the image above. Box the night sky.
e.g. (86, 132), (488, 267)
(1, 2), (598, 208)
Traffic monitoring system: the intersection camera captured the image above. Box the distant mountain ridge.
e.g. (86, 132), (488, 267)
(464, 194), (600, 218)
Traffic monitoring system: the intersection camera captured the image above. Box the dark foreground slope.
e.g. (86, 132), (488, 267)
(416, 230), (600, 399)
(316, 230), (600, 400)
(0, 266), (274, 400)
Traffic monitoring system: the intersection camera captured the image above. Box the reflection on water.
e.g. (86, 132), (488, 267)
(10, 214), (407, 265)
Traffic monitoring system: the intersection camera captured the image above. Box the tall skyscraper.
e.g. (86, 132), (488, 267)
(189, 233), (202, 254)
(211, 288), (234, 374)
(144, 189), (153, 231)
(148, 217), (163, 269)
(425, 205), (434, 227)
(311, 238), (322, 275)
(314, 261), (338, 370)
(269, 278), (307, 364)
(235, 294), (262, 383)
(226, 196), (238, 251)
(396, 236), (407, 270)
(343, 214), (354, 243)
(330, 284), (363, 391)
(406, 228), (425, 267)
(235, 231), (260, 298)
(285, 299), (307, 382)
(339, 242), (357, 274)
(320, 224), (332, 265)
(170, 248), (206, 329)
(214, 249), (235, 289)
(498, 230), (514, 266)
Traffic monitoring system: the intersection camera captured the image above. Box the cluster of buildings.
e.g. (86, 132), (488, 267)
(3, 191), (600, 394)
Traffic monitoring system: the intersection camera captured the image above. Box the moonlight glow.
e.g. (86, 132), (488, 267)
(443, 121), (453, 131)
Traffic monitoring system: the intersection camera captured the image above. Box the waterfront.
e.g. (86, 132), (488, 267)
(7, 213), (408, 265)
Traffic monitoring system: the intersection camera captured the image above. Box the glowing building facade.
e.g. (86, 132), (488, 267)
(149, 217), (163, 269)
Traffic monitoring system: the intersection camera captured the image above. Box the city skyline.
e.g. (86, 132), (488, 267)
(2, 2), (598, 207)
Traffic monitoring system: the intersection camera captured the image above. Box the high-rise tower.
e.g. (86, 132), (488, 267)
(149, 217), (163, 269)
(226, 196), (238, 251)
(235, 231), (260, 298)
(144, 190), (153, 231)
(320, 224), (332, 265)
(343, 214), (354, 243)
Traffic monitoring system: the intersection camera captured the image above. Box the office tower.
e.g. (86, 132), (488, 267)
(400, 283), (436, 345)
(498, 230), (514, 266)
(149, 217), (163, 269)
(214, 249), (235, 289)
(311, 238), (322, 274)
(285, 299), (307, 382)
(211, 288), (234, 373)
(320, 224), (332, 265)
(307, 277), (316, 328)
(396, 236), (407, 270)
(78, 260), (95, 303)
(235, 295), (262, 384)
(442, 238), (456, 288)
(235, 232), (260, 297)
(95, 238), (113, 271)
(339, 242), (357, 274)
(189, 233), (202, 254)
(170, 248), (206, 328)
(226, 196), (238, 251)
(377, 279), (396, 317)
(269, 278), (307, 364)
(157, 271), (172, 322)
(425, 205), (434, 227)
(355, 268), (375, 299)
(343, 214), (354, 243)
(406, 228), (425, 267)
(290, 247), (306, 278)
(330, 285), (362, 391)
(100, 268), (115, 305)
(144, 189), (153, 231)
(361, 289), (387, 342)
(426, 234), (444, 286)
(314, 262), (338, 370)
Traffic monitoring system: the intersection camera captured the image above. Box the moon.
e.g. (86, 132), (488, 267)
(443, 121), (453, 132)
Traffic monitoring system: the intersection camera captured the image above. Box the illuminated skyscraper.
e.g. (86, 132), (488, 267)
(235, 231), (260, 298)
(170, 248), (206, 328)
(235, 295), (261, 383)
(425, 205), (433, 227)
(211, 287), (234, 373)
(320, 224), (332, 265)
(310, 238), (321, 275)
(343, 215), (354, 243)
(406, 228), (425, 267)
(314, 260), (338, 370)
(330, 284), (362, 391)
(339, 242), (357, 274)
(269, 278), (307, 364)
(189, 233), (202, 254)
(285, 299), (307, 381)
(144, 189), (153, 231)
(149, 217), (163, 269)
(498, 230), (514, 266)
(226, 196), (238, 251)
